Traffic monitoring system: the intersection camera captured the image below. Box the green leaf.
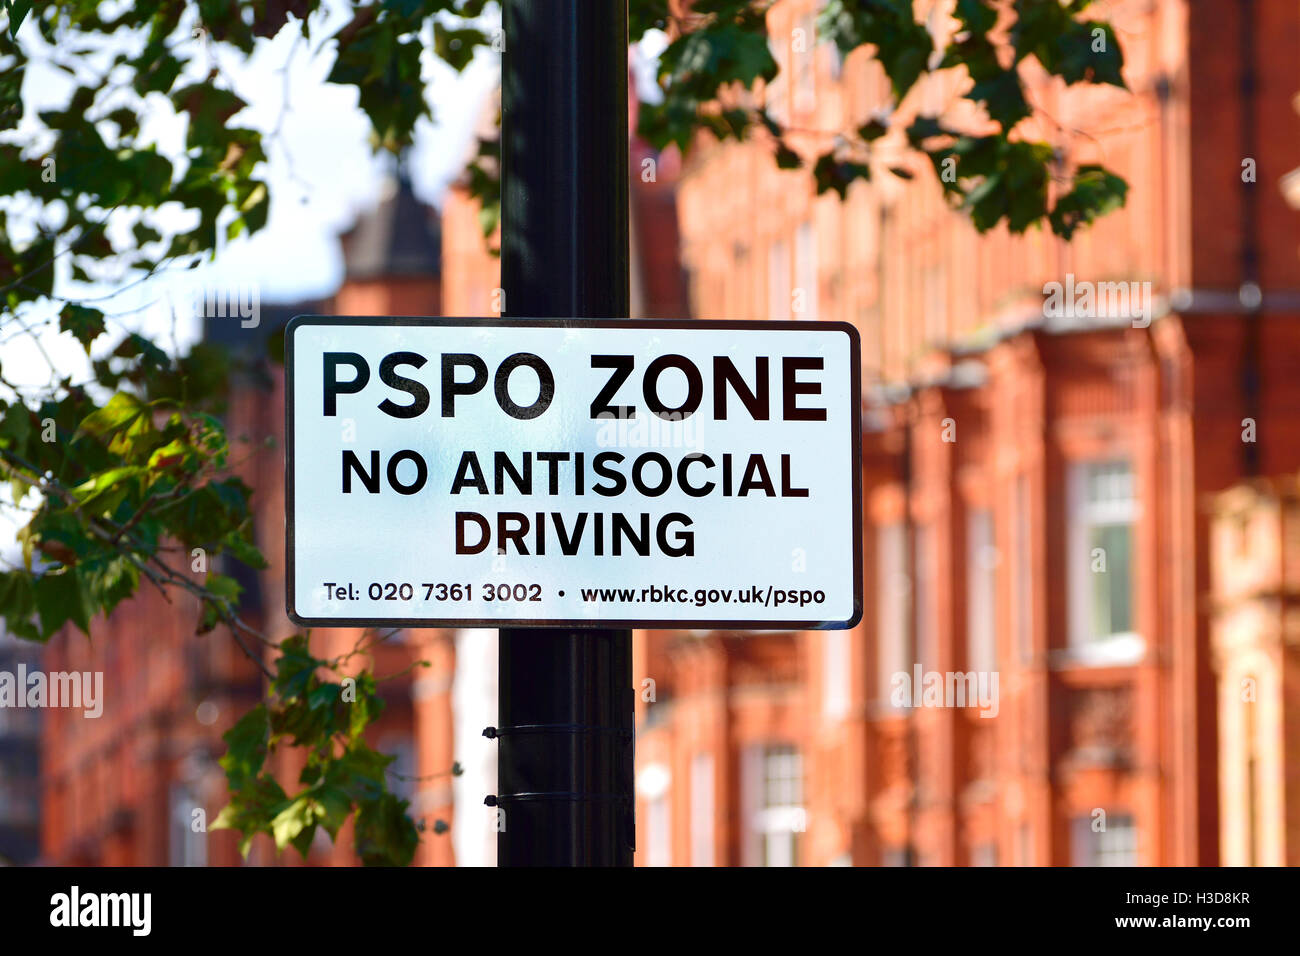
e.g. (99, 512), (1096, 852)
(433, 22), (486, 73)
(0, 400), (33, 447)
(316, 786), (353, 839)
(132, 221), (161, 246)
(74, 391), (158, 459)
(211, 774), (289, 858)
(858, 117), (889, 142)
(818, 0), (932, 101)
(59, 304), (107, 352)
(6, 0), (32, 39)
(271, 795), (315, 852)
(0, 54), (23, 130)
(218, 704), (271, 789)
(906, 115), (952, 148)
(69, 465), (144, 510)
(813, 152), (870, 199)
(1072, 21), (1126, 87)
(171, 84), (248, 148)
(222, 529), (268, 570)
(1049, 163), (1128, 238)
(146, 438), (197, 471)
(631, 0), (670, 40)
(353, 792), (418, 867)
(967, 70), (1030, 129)
(0, 571), (39, 642)
(76, 392), (145, 440)
(34, 568), (92, 637)
(198, 570), (242, 633)
(964, 170), (1006, 230)
(81, 554), (140, 618)
(954, 0), (997, 35)
(107, 107), (140, 137)
(774, 142), (802, 169)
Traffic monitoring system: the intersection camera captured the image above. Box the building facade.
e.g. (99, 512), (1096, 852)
(1210, 478), (1300, 867)
(628, 0), (1300, 866)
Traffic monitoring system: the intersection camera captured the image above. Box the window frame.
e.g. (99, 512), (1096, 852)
(689, 752), (714, 867)
(877, 522), (908, 707)
(966, 508), (997, 675)
(1067, 460), (1144, 664)
(1071, 813), (1138, 867)
(743, 744), (804, 867)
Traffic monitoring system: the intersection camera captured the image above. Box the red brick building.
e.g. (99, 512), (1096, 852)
(624, 0), (1300, 867)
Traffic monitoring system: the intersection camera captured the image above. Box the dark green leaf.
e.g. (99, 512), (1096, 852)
(59, 304), (106, 351)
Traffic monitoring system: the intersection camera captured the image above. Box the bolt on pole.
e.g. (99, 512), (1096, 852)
(492, 0), (634, 866)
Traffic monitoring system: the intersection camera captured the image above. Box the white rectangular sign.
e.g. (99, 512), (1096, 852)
(286, 318), (861, 629)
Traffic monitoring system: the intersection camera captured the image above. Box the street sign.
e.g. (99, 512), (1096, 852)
(286, 316), (862, 629)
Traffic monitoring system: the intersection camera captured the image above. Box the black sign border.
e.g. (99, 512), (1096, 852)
(285, 315), (863, 630)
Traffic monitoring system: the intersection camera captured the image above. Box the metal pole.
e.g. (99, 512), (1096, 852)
(491, 0), (633, 866)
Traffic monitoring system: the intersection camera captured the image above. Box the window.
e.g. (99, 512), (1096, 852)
(690, 753), (714, 866)
(1243, 681), (1259, 866)
(878, 523), (907, 705)
(794, 222), (818, 318)
(1071, 815), (1137, 866)
(768, 238), (790, 319)
(646, 794), (671, 867)
(1015, 475), (1032, 663)
(1068, 461), (1141, 662)
(823, 630), (850, 720)
(914, 525), (934, 671)
(169, 784), (208, 868)
(744, 745), (804, 867)
(882, 846), (914, 867)
(923, 265), (945, 344)
(0, 698), (39, 735)
(971, 843), (998, 867)
(967, 509), (996, 674)
(638, 761), (672, 866)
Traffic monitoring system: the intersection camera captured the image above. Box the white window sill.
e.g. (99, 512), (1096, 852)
(1057, 633), (1146, 668)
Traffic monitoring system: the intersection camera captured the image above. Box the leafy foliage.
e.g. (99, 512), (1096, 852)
(636, 0), (1129, 238)
(0, 0), (1131, 865)
(211, 636), (421, 865)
